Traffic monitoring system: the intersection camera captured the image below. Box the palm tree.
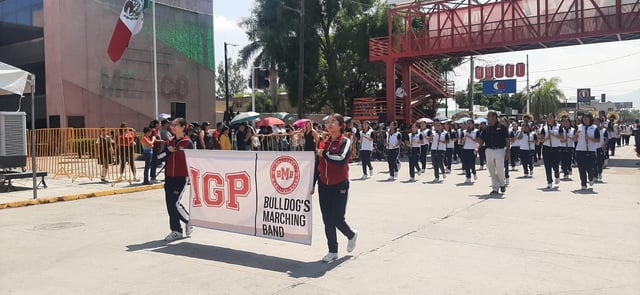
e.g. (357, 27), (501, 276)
(525, 77), (564, 120)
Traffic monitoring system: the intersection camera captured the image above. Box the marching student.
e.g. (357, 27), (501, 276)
(560, 118), (575, 179)
(574, 114), (598, 190)
(594, 118), (608, 182)
(477, 121), (487, 170)
(539, 114), (563, 189)
(517, 123), (537, 177)
(509, 121), (521, 171)
(386, 121), (402, 181)
(460, 119), (479, 184)
(606, 117), (619, 156)
(453, 123), (463, 164)
(534, 123), (543, 165)
(502, 117), (513, 185)
(359, 121), (374, 179)
(407, 123), (424, 182)
(419, 121), (432, 173)
(316, 113), (358, 262)
(162, 118), (194, 242)
(430, 119), (448, 182)
(444, 122), (456, 174)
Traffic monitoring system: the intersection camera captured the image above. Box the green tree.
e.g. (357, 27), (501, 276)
(244, 91), (273, 113)
(215, 58), (247, 100)
(525, 77), (564, 119)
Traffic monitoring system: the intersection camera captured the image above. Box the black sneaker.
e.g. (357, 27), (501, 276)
(500, 185), (506, 193)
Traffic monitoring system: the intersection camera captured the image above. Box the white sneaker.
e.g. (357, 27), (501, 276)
(589, 179), (594, 186)
(164, 231), (183, 241)
(473, 174), (478, 181)
(369, 168), (373, 175)
(555, 178), (560, 185)
(409, 177), (415, 182)
(185, 223), (194, 237)
(442, 172), (446, 179)
(347, 231), (358, 253)
(505, 178), (510, 185)
(581, 185), (587, 190)
(416, 170), (422, 176)
(434, 178), (440, 182)
(421, 169), (425, 173)
(530, 170), (534, 176)
(465, 178), (471, 184)
(322, 252), (338, 262)
(387, 176), (394, 181)
(446, 169), (451, 174)
(480, 165), (484, 170)
(361, 174), (368, 180)
(546, 183), (552, 189)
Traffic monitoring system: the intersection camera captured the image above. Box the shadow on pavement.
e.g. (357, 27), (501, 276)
(469, 193), (505, 200)
(571, 189), (598, 195)
(126, 239), (168, 252)
(148, 242), (351, 278)
(606, 158), (640, 168)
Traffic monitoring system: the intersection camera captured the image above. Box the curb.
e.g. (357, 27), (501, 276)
(0, 183), (164, 210)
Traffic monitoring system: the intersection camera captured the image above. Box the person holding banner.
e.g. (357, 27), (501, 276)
(162, 118), (194, 241)
(316, 113), (358, 262)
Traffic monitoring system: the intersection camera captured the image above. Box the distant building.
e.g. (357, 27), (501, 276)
(0, 0), (215, 129)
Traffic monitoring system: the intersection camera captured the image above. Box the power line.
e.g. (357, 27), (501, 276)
(530, 50), (640, 73)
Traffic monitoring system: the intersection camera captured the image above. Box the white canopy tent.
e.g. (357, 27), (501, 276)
(0, 62), (38, 199)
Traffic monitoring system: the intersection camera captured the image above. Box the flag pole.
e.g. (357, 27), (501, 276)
(152, 0), (159, 119)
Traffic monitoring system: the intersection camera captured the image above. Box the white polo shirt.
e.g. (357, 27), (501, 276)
(575, 124), (599, 152)
(360, 129), (374, 151)
(432, 131), (449, 151)
(462, 129), (479, 150)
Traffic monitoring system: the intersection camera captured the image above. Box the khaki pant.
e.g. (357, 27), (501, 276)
(485, 148), (506, 190)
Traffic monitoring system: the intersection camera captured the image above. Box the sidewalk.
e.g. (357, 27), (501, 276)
(0, 160), (164, 208)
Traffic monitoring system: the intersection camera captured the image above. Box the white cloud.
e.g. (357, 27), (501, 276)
(214, 14), (242, 33)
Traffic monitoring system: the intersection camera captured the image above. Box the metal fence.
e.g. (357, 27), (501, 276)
(25, 129), (360, 183)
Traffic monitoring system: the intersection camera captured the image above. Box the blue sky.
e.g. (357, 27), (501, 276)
(213, 0), (640, 106)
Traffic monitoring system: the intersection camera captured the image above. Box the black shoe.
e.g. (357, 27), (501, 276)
(500, 185), (506, 193)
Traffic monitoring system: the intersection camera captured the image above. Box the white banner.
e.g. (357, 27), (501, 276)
(184, 150), (315, 245)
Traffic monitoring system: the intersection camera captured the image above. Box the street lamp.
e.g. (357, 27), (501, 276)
(526, 82), (541, 115)
(224, 42), (238, 123)
(282, 0), (304, 119)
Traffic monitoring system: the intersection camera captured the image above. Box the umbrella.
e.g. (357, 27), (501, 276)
(434, 116), (449, 122)
(416, 117), (433, 124)
(292, 118), (311, 129)
(158, 113), (171, 120)
(229, 111), (261, 125)
(456, 117), (471, 124)
(474, 117), (488, 124)
(257, 117), (285, 127)
(322, 115), (352, 122)
(273, 112), (295, 121)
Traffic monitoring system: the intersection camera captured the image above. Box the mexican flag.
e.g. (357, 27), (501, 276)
(107, 0), (147, 62)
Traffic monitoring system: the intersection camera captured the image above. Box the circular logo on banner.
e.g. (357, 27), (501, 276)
(270, 156), (301, 195)
(493, 81), (505, 90)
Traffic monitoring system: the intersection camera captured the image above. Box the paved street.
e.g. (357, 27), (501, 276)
(1, 144), (639, 294)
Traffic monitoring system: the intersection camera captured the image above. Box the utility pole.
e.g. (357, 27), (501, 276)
(526, 54), (530, 115)
(283, 0), (304, 119)
(224, 42), (238, 123)
(469, 56), (474, 118)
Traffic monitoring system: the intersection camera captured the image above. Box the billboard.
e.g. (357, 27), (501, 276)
(614, 102), (633, 109)
(482, 79), (517, 95)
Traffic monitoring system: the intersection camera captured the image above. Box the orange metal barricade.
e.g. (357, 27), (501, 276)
(26, 128), (140, 184)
